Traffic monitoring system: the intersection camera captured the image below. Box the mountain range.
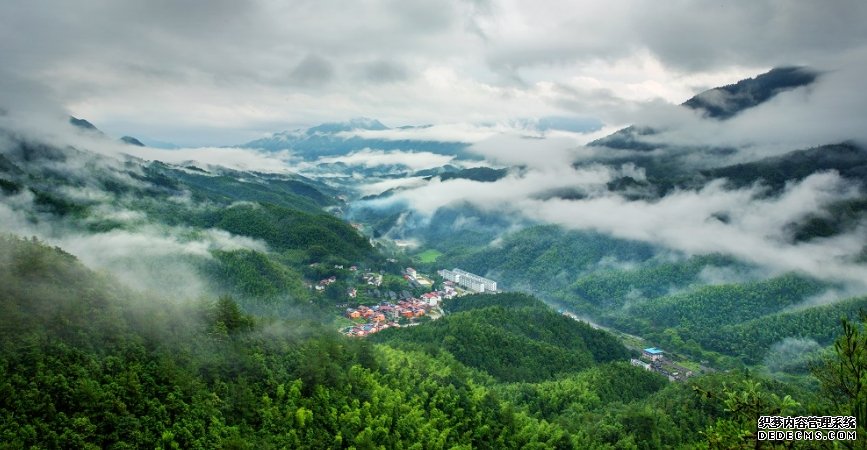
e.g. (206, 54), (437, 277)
(240, 117), (470, 159)
(1, 66), (865, 448)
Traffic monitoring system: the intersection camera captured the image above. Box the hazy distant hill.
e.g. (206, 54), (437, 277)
(700, 142), (867, 191)
(240, 118), (470, 159)
(436, 166), (509, 182)
(120, 135), (145, 146)
(69, 116), (101, 132)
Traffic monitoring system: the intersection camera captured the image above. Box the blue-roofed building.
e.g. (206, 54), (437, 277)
(643, 347), (664, 361)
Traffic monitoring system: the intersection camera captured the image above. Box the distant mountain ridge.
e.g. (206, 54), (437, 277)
(306, 117), (388, 133)
(69, 116), (153, 148)
(240, 117), (470, 159)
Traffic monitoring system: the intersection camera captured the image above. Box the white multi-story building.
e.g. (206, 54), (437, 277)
(437, 268), (497, 293)
(438, 269), (458, 283)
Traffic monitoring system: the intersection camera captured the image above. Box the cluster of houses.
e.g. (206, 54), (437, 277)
(342, 297), (438, 337)
(342, 320), (396, 337)
(313, 275), (337, 291)
(311, 264), (358, 292)
(311, 267), (380, 297)
(336, 266), (481, 337)
(362, 272), (383, 287)
(630, 347), (695, 382)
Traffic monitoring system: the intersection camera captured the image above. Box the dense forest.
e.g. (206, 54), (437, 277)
(0, 236), (575, 448)
(2, 236), (865, 448)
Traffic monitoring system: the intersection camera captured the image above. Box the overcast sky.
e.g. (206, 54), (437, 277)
(2, 0), (867, 146)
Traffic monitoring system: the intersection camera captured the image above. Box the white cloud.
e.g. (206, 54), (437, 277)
(127, 146), (298, 173)
(4, 1), (865, 145)
(359, 177), (429, 197)
(316, 149), (455, 170)
(522, 173), (867, 287)
(0, 166), (267, 300)
(340, 123), (498, 143)
(374, 163), (615, 215)
(612, 55), (867, 165)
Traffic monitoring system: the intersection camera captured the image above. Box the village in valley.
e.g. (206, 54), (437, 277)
(311, 257), (706, 381)
(308, 262), (499, 338)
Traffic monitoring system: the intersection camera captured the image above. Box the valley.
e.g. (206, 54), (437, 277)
(2, 7), (867, 444)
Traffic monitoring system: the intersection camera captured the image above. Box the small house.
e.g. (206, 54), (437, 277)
(643, 347), (664, 361)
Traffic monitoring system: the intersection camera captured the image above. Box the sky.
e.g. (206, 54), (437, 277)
(3, 1), (867, 146)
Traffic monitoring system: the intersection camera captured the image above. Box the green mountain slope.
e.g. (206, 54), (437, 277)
(438, 225), (657, 293)
(372, 293), (629, 382)
(0, 235), (579, 448)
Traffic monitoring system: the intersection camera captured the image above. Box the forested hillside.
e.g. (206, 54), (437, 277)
(0, 130), (374, 318)
(430, 224), (867, 372)
(372, 293), (629, 382)
(436, 225), (657, 293)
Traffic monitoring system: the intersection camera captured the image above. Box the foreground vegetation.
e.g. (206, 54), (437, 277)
(2, 236), (865, 448)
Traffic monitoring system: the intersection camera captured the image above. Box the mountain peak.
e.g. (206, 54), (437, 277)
(683, 66), (819, 119)
(346, 117), (388, 130)
(306, 117), (388, 134)
(120, 136), (145, 147)
(69, 116), (102, 133)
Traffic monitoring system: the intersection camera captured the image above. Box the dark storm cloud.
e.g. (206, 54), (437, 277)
(481, 1), (867, 76)
(362, 60), (410, 84)
(633, 1), (867, 71)
(290, 55), (336, 86)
